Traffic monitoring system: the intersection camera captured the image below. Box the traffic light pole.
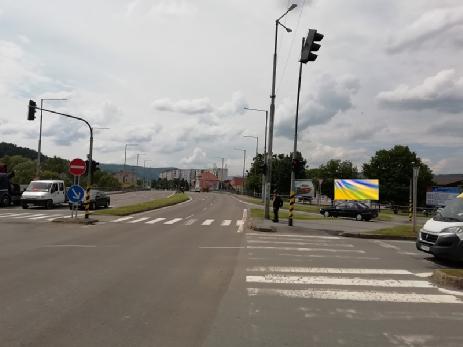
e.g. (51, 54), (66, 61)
(288, 38), (305, 227)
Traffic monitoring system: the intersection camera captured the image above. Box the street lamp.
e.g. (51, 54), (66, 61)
(243, 135), (258, 157)
(143, 159), (152, 188)
(244, 107), (269, 216)
(233, 148), (246, 194)
(267, 3), (297, 215)
(36, 98), (68, 178)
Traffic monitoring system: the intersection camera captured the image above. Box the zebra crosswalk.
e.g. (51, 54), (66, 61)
(0, 211), (77, 222)
(109, 216), (244, 228)
(244, 232), (463, 305)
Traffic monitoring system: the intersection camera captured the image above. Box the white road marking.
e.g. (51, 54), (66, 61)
(247, 288), (463, 304)
(246, 233), (340, 240)
(164, 218), (183, 225)
(145, 217), (166, 224)
(221, 220), (232, 226)
(29, 214), (61, 220)
(202, 219), (214, 226)
(21, 214), (46, 219)
(246, 275), (434, 288)
(438, 288), (463, 297)
(246, 240), (355, 248)
(11, 213), (37, 218)
(414, 272), (433, 278)
(185, 214), (194, 219)
(246, 267), (413, 275)
(278, 253), (381, 260)
(111, 216), (134, 223)
(46, 215), (66, 221)
(128, 217), (150, 223)
(44, 244), (98, 248)
(184, 219), (197, 225)
(4, 213), (33, 218)
(238, 209), (247, 233)
(373, 240), (401, 250)
(0, 213), (16, 217)
(199, 246), (245, 249)
(247, 245), (365, 254)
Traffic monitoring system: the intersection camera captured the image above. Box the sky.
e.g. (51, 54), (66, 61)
(0, 0), (462, 176)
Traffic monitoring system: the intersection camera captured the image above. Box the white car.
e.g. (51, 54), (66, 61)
(21, 180), (66, 209)
(416, 198), (463, 262)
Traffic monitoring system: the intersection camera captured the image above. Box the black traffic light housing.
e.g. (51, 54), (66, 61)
(28, 100), (37, 121)
(300, 29), (324, 63)
(292, 159), (299, 171)
(91, 160), (100, 172)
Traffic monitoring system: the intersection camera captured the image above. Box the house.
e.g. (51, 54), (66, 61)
(433, 174), (463, 187)
(199, 171), (219, 191)
(230, 177), (245, 193)
(113, 170), (137, 187)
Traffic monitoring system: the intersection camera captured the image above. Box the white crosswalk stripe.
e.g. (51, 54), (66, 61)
(128, 217), (150, 223)
(202, 219), (214, 226)
(244, 232), (463, 305)
(145, 218), (166, 224)
(111, 216), (134, 223)
(20, 214), (46, 219)
(47, 215), (66, 221)
(184, 219), (197, 225)
(221, 220), (232, 226)
(164, 218), (183, 225)
(236, 220), (243, 226)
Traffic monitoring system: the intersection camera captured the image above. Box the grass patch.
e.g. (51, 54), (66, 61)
(368, 224), (422, 238)
(93, 193), (189, 216)
(377, 213), (394, 221)
(250, 208), (323, 221)
(440, 269), (463, 278)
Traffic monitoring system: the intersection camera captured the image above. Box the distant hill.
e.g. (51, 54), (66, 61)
(0, 142), (47, 161)
(98, 164), (176, 180)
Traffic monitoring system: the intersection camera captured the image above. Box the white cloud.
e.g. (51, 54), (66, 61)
(377, 69), (463, 113)
(180, 147), (207, 166)
(152, 97), (213, 115)
(148, 0), (197, 17)
(387, 6), (463, 54)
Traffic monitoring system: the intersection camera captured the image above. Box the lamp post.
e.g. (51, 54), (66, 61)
(244, 107), (269, 216)
(268, 3), (297, 215)
(412, 164), (421, 235)
(37, 98), (68, 178)
(143, 159), (152, 188)
(234, 148), (246, 194)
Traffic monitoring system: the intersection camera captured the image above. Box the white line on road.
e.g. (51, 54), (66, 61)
(202, 219), (214, 226)
(237, 209), (247, 233)
(199, 246), (245, 249)
(111, 216), (134, 223)
(128, 217), (150, 223)
(246, 233), (340, 240)
(4, 213), (33, 218)
(145, 218), (166, 224)
(247, 245), (365, 254)
(246, 267), (413, 275)
(246, 240), (355, 248)
(11, 213), (37, 218)
(184, 219), (197, 225)
(278, 253), (381, 260)
(246, 275), (434, 288)
(0, 213), (16, 217)
(221, 220), (232, 226)
(44, 245), (98, 248)
(19, 214), (46, 219)
(164, 218), (183, 225)
(247, 288), (463, 304)
(46, 215), (66, 221)
(29, 214), (61, 220)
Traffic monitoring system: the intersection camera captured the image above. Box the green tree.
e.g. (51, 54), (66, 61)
(316, 159), (359, 200)
(362, 145), (434, 206)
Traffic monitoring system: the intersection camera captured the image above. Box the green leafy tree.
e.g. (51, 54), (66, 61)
(362, 145), (434, 206)
(316, 160), (359, 200)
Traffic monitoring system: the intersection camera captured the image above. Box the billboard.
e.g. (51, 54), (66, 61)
(295, 179), (314, 198)
(334, 179), (379, 201)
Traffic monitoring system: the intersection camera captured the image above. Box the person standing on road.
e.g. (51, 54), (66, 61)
(272, 191), (283, 223)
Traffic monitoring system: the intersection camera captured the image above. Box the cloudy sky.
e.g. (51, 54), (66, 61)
(1, 0), (462, 175)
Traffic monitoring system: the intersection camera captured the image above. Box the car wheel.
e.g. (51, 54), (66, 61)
(46, 200), (53, 209)
(356, 213), (363, 221)
(324, 211), (330, 218)
(1, 194), (10, 207)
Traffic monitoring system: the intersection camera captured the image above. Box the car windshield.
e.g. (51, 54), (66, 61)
(433, 198), (463, 222)
(26, 182), (51, 192)
(357, 202), (369, 209)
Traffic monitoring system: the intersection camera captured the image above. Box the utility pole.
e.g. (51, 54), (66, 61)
(412, 165), (420, 235)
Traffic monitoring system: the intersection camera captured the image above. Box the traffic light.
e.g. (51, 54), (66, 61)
(27, 100), (37, 121)
(91, 160), (100, 172)
(300, 29), (324, 63)
(292, 159), (299, 171)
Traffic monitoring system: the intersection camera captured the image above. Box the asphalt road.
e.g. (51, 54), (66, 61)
(1, 192), (462, 346)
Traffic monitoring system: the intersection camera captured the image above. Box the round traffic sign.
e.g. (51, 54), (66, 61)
(67, 185), (85, 203)
(69, 158), (86, 176)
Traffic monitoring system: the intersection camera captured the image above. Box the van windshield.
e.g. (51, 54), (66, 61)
(26, 182), (51, 192)
(434, 198), (463, 222)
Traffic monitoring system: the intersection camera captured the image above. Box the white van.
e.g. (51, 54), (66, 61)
(416, 198), (463, 262)
(21, 180), (66, 209)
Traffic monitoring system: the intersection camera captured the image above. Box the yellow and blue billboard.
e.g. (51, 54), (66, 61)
(334, 179), (379, 201)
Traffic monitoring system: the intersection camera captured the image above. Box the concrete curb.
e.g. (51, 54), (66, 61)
(340, 232), (415, 241)
(432, 269), (463, 290)
(248, 217), (276, 233)
(52, 218), (98, 225)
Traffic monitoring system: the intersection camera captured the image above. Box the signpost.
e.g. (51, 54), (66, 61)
(68, 159), (86, 218)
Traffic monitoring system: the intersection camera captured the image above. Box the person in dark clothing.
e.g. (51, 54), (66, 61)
(272, 191), (283, 222)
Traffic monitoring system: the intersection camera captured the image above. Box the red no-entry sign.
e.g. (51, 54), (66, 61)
(69, 158), (86, 176)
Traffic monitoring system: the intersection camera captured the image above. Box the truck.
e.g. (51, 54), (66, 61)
(0, 172), (22, 207)
(21, 180), (67, 209)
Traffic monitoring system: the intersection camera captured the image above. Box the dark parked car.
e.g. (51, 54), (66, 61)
(69, 190), (110, 210)
(320, 201), (378, 221)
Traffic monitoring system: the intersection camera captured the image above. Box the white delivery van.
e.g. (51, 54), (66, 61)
(21, 180), (66, 209)
(416, 198), (463, 262)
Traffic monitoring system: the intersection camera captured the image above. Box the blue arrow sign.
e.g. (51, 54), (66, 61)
(67, 185), (85, 203)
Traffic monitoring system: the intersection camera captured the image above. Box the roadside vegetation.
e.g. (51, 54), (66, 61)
(439, 269), (463, 278)
(367, 225), (421, 238)
(93, 193), (189, 216)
